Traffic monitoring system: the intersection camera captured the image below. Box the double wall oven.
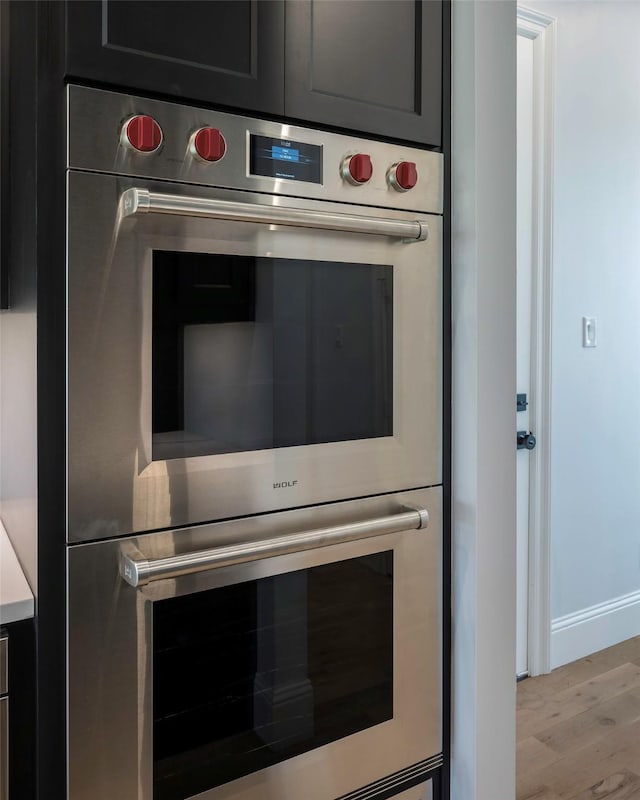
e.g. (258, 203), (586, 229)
(66, 86), (444, 800)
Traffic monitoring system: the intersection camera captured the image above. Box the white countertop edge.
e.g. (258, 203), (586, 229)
(0, 520), (35, 625)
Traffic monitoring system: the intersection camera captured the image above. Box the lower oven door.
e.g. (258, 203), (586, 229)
(68, 488), (442, 800)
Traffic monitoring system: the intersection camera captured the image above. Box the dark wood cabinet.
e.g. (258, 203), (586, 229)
(285, 0), (442, 147)
(65, 0), (443, 147)
(2, 620), (36, 800)
(65, 1), (286, 116)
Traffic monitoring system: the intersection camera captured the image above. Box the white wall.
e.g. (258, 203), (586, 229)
(0, 288), (38, 592)
(451, 1), (517, 798)
(526, 0), (640, 667)
(0, 3), (38, 594)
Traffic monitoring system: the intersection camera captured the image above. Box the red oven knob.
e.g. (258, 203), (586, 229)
(190, 127), (227, 162)
(121, 115), (163, 153)
(341, 153), (373, 185)
(388, 161), (418, 192)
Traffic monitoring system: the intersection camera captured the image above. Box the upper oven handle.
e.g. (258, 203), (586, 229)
(120, 188), (429, 243)
(120, 506), (429, 588)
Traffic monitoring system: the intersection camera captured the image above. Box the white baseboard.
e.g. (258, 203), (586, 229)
(551, 588), (640, 669)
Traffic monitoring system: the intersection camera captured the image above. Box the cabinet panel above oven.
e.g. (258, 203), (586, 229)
(63, 2), (445, 148)
(65, 2), (286, 118)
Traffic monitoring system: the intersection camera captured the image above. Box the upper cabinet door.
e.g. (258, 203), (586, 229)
(285, 0), (442, 148)
(65, 1), (285, 116)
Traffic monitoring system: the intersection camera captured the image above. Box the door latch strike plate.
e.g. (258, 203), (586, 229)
(517, 430), (537, 451)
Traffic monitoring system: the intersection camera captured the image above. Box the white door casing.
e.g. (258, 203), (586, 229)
(516, 5), (556, 677)
(516, 32), (534, 678)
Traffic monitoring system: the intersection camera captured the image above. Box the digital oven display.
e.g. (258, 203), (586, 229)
(249, 134), (323, 184)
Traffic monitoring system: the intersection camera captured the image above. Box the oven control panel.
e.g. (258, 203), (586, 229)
(68, 85), (443, 214)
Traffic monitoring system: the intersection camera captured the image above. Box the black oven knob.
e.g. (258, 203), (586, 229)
(341, 153), (373, 185)
(190, 127), (227, 163)
(121, 115), (163, 153)
(388, 161), (418, 192)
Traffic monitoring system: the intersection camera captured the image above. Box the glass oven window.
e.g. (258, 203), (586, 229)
(152, 552), (394, 799)
(152, 252), (393, 460)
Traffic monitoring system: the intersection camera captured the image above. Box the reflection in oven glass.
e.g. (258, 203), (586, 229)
(152, 252), (393, 461)
(152, 552), (394, 799)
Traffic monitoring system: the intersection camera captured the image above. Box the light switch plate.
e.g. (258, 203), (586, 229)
(582, 316), (597, 347)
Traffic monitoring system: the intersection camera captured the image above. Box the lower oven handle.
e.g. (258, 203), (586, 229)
(120, 506), (429, 588)
(120, 188), (429, 242)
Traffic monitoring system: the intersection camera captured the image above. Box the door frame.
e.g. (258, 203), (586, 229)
(516, 5), (556, 677)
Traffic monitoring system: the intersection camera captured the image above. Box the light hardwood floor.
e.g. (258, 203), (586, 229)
(517, 636), (640, 800)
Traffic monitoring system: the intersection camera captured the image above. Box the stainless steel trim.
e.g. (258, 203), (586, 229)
(120, 188), (430, 242)
(373, 778), (434, 800)
(338, 755), (442, 800)
(121, 506), (429, 587)
(0, 697), (7, 800)
(0, 638), (6, 696)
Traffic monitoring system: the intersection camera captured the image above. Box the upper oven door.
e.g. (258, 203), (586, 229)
(67, 171), (442, 542)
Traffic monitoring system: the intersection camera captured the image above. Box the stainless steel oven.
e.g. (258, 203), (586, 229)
(68, 487), (442, 800)
(66, 86), (443, 542)
(66, 86), (444, 800)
